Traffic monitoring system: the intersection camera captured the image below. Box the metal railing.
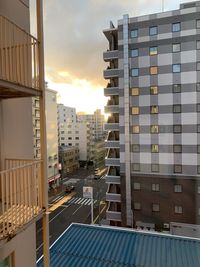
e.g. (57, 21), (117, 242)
(0, 159), (43, 239)
(0, 15), (40, 90)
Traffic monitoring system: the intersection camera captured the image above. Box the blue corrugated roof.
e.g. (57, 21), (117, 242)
(37, 223), (200, 267)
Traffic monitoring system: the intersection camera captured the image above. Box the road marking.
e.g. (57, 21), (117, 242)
(93, 204), (107, 224)
(72, 205), (83, 215)
(66, 197), (97, 206)
(49, 192), (76, 212)
(36, 236), (52, 251)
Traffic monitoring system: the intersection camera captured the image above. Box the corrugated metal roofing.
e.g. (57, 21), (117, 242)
(37, 223), (200, 267)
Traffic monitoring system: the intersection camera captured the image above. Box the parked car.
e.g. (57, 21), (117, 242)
(65, 185), (75, 193)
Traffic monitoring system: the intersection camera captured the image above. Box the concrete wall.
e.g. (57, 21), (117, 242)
(0, 223), (36, 267)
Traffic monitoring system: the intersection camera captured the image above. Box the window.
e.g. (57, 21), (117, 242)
(151, 144), (159, 153)
(133, 163), (140, 171)
(173, 105), (181, 113)
(198, 145), (200, 154)
(68, 137), (72, 140)
(174, 165), (182, 173)
(174, 184), (182, 193)
(68, 131), (72, 134)
(172, 22), (181, 32)
(133, 144), (140, 152)
(198, 166), (200, 174)
(68, 143), (72, 146)
(173, 64), (181, 73)
(175, 205), (183, 214)
(172, 43), (181, 52)
(133, 182), (141, 190)
(133, 125), (140, 133)
(150, 66), (158, 75)
(197, 19), (200, 29)
(152, 183), (159, 191)
(151, 105), (158, 114)
(131, 49), (139, 57)
(197, 41), (200, 50)
(61, 137), (65, 140)
(197, 62), (200, 71)
(151, 125), (159, 133)
(61, 131), (65, 134)
(197, 104), (200, 112)
(150, 86), (158, 95)
(173, 125), (182, 133)
(131, 88), (139, 96)
(149, 46), (157, 56)
(152, 164), (159, 172)
(173, 84), (181, 93)
(132, 107), (139, 115)
(134, 202), (141, 210)
(152, 203), (160, 212)
(131, 29), (138, 38)
(173, 145), (182, 153)
(131, 68), (139, 77)
(197, 83), (200, 91)
(149, 26), (158, 36)
(75, 137), (79, 140)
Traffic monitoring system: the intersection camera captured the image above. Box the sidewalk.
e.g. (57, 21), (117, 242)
(48, 183), (65, 203)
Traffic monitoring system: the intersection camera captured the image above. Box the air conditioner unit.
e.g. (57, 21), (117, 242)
(163, 223), (170, 229)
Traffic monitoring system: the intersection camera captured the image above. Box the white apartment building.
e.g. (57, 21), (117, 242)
(0, 0), (49, 266)
(45, 89), (60, 187)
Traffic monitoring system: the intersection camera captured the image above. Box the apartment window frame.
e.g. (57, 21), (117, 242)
(197, 104), (200, 112)
(133, 182), (141, 190)
(151, 125), (159, 134)
(174, 205), (183, 214)
(152, 203), (160, 212)
(172, 43), (181, 53)
(131, 49), (139, 58)
(134, 202), (141, 210)
(152, 183), (160, 192)
(198, 125), (200, 133)
(174, 165), (182, 173)
(151, 144), (159, 153)
(198, 145), (200, 154)
(174, 184), (182, 193)
(197, 19), (200, 29)
(172, 22), (181, 32)
(131, 87), (139, 96)
(173, 104), (181, 113)
(173, 84), (181, 93)
(151, 105), (159, 114)
(197, 83), (200, 92)
(151, 164), (159, 173)
(131, 29), (138, 38)
(133, 125), (140, 134)
(197, 62), (200, 71)
(173, 64), (181, 73)
(133, 163), (140, 171)
(132, 107), (139, 115)
(149, 46), (158, 56)
(173, 125), (182, 133)
(131, 68), (139, 77)
(150, 86), (158, 95)
(150, 66), (158, 75)
(149, 26), (158, 36)
(197, 40), (200, 50)
(173, 145), (182, 153)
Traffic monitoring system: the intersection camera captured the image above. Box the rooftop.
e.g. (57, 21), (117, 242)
(37, 223), (200, 267)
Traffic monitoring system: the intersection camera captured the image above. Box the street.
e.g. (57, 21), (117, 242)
(36, 169), (107, 259)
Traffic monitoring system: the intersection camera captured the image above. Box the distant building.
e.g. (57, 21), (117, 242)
(93, 140), (106, 169)
(103, 1), (200, 229)
(59, 146), (79, 177)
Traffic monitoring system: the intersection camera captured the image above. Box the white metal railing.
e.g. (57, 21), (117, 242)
(0, 159), (43, 239)
(0, 15), (40, 90)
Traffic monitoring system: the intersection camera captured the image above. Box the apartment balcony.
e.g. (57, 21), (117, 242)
(106, 184), (121, 202)
(106, 175), (120, 184)
(104, 86), (119, 97)
(0, 15), (41, 99)
(103, 50), (118, 62)
(103, 68), (119, 79)
(105, 98), (119, 114)
(104, 115), (119, 131)
(105, 140), (120, 148)
(106, 202), (121, 222)
(0, 159), (43, 240)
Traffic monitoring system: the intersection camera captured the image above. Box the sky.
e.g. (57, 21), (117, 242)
(31, 0), (195, 114)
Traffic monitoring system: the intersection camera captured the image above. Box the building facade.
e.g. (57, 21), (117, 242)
(104, 1), (200, 230)
(59, 146), (79, 177)
(0, 0), (49, 266)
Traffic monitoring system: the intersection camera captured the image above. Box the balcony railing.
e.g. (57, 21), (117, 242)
(0, 159), (43, 240)
(0, 15), (40, 91)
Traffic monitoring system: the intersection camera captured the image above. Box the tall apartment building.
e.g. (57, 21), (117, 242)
(104, 1), (200, 230)
(45, 89), (60, 188)
(0, 0), (49, 266)
(77, 109), (105, 141)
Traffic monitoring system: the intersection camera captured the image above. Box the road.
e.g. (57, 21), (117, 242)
(36, 171), (107, 259)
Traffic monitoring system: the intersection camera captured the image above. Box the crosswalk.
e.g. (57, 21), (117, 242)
(66, 197), (97, 206)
